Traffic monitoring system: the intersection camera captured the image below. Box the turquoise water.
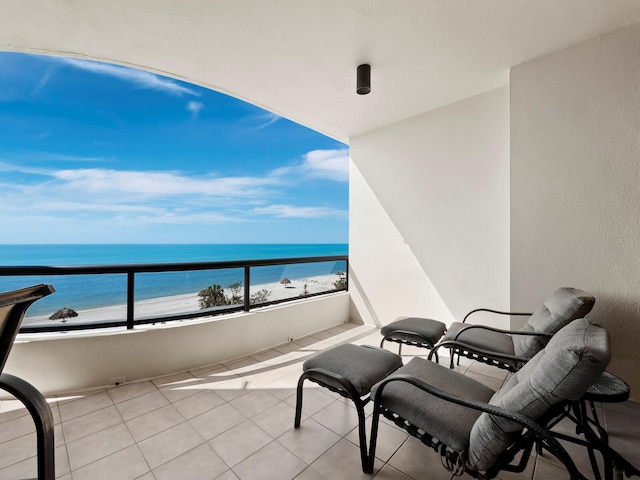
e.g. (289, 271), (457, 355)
(0, 244), (348, 318)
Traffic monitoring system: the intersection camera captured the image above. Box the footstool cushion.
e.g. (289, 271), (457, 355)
(303, 344), (403, 397)
(381, 317), (447, 346)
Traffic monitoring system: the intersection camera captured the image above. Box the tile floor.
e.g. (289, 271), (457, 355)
(0, 322), (638, 480)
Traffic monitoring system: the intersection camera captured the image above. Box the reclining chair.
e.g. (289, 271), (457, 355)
(0, 284), (56, 480)
(429, 287), (595, 371)
(367, 318), (610, 479)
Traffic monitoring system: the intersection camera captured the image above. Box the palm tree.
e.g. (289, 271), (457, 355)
(198, 284), (226, 309)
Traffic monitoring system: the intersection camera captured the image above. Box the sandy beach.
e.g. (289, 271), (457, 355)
(24, 274), (343, 326)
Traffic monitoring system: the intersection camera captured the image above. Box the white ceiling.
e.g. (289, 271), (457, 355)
(2, 0), (640, 142)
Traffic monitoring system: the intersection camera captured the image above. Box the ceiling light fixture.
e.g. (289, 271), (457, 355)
(356, 64), (371, 95)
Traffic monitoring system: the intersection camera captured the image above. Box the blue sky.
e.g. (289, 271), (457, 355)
(0, 53), (348, 244)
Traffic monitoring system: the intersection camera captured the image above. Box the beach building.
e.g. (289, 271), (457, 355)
(1, 2), (640, 479)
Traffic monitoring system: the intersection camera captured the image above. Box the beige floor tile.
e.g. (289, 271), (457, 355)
(138, 421), (204, 469)
(134, 474), (155, 480)
(251, 400), (297, 438)
(310, 439), (380, 480)
(209, 420), (273, 467)
(274, 341), (304, 355)
(152, 370), (197, 388)
(153, 443), (228, 480)
(262, 374), (298, 401)
(215, 469), (240, 480)
(278, 418), (341, 465)
(189, 402), (247, 440)
(229, 389), (280, 418)
(284, 387), (335, 418)
(0, 399), (29, 422)
(311, 399), (360, 436)
(71, 444), (149, 480)
(58, 391), (115, 422)
(173, 389), (226, 419)
(233, 441), (306, 480)
(346, 416), (408, 463)
(291, 336), (320, 347)
(108, 381), (158, 404)
(189, 363), (228, 378)
(55, 444), (71, 477)
(0, 454), (36, 480)
(62, 405), (123, 443)
(0, 442), (68, 478)
(0, 411), (36, 443)
(0, 432), (36, 469)
(372, 464), (413, 480)
(294, 468), (326, 480)
(154, 371), (203, 403)
(387, 436), (454, 480)
(116, 390), (170, 421)
(126, 404), (186, 442)
(67, 423), (135, 471)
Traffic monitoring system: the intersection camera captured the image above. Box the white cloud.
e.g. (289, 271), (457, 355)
(271, 148), (349, 183)
(252, 204), (345, 218)
(59, 58), (199, 97)
(187, 101), (205, 118)
(50, 168), (278, 198)
(302, 149), (349, 182)
(254, 112), (281, 129)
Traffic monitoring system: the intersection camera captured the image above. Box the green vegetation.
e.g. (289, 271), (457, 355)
(333, 272), (347, 290)
(198, 283), (271, 309)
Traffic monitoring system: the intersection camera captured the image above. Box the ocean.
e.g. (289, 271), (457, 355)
(0, 244), (348, 318)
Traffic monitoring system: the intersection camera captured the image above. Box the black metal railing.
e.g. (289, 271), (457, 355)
(0, 255), (348, 333)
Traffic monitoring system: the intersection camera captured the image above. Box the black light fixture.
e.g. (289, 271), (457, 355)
(356, 64), (371, 95)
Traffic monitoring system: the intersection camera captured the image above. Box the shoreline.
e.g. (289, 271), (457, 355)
(24, 274), (342, 326)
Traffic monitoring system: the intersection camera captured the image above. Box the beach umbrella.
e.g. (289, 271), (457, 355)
(49, 307), (78, 323)
(280, 278), (291, 286)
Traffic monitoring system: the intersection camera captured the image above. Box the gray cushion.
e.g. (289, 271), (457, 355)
(467, 318), (610, 471)
(513, 287), (595, 359)
(371, 357), (495, 453)
(381, 317), (447, 344)
(303, 344), (403, 396)
(442, 322), (516, 358)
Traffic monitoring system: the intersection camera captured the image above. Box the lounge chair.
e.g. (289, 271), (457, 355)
(427, 287), (595, 371)
(367, 318), (610, 478)
(0, 284), (56, 480)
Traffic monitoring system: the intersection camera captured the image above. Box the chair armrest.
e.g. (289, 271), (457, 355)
(463, 308), (532, 323)
(453, 324), (553, 342)
(429, 339), (530, 365)
(372, 373), (587, 480)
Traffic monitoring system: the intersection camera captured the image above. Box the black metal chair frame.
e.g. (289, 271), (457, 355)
(545, 373), (640, 480)
(0, 284), (56, 480)
(367, 373), (589, 479)
(295, 367), (371, 472)
(380, 329), (441, 362)
(429, 308), (558, 372)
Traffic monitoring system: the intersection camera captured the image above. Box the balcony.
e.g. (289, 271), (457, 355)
(1, 323), (639, 480)
(1, 256), (350, 394)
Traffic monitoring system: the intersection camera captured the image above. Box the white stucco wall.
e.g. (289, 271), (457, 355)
(511, 24), (640, 398)
(4, 293), (350, 395)
(348, 160), (454, 327)
(349, 87), (510, 326)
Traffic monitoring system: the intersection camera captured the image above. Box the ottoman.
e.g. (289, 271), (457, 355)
(294, 343), (403, 470)
(380, 316), (447, 359)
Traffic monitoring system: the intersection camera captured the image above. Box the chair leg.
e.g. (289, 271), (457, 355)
(353, 397), (370, 473)
(0, 373), (55, 480)
(294, 373), (306, 428)
(366, 404), (381, 474)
